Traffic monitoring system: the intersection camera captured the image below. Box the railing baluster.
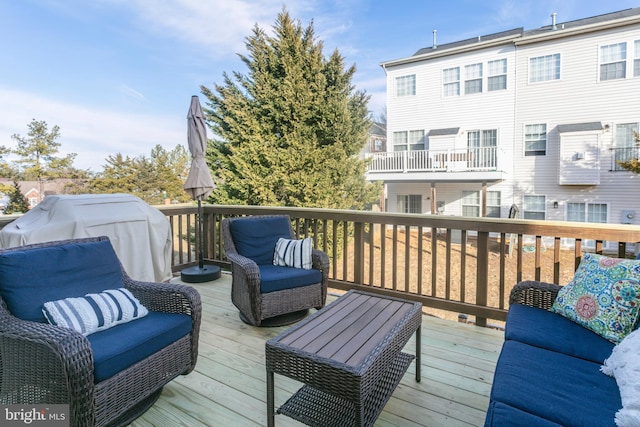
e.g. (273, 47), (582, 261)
(431, 227), (438, 297)
(417, 226), (423, 295)
(354, 222), (364, 285)
(404, 226), (411, 292)
(392, 225), (398, 291)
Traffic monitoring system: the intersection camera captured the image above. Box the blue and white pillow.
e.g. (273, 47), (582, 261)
(273, 237), (313, 270)
(42, 288), (149, 336)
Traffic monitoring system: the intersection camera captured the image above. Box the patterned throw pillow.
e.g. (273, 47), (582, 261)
(273, 237), (313, 270)
(42, 288), (149, 336)
(551, 252), (640, 343)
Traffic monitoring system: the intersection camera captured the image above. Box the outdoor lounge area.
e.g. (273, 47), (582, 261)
(2, 204), (640, 426)
(130, 273), (504, 426)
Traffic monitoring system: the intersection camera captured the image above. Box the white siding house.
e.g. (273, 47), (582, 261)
(371, 7), (640, 232)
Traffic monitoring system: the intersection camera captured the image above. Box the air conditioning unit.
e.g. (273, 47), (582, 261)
(622, 210), (636, 224)
(575, 152), (585, 160)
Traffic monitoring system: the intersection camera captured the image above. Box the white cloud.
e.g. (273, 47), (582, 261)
(119, 84), (146, 101)
(109, 0), (314, 60)
(0, 87), (184, 172)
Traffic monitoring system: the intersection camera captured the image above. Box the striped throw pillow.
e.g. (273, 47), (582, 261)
(42, 288), (149, 336)
(273, 237), (313, 270)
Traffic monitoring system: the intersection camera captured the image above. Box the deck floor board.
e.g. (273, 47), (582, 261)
(130, 273), (504, 427)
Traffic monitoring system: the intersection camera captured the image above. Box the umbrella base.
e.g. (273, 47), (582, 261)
(180, 265), (221, 283)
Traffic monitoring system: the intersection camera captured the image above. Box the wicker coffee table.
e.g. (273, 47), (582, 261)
(265, 290), (422, 427)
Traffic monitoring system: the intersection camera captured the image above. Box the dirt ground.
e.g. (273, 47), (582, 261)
(333, 227), (589, 326)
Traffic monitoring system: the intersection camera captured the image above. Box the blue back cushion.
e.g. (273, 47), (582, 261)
(0, 240), (124, 322)
(229, 217), (292, 265)
(505, 304), (614, 364)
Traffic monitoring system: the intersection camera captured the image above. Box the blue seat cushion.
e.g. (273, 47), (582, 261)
(489, 340), (619, 427)
(485, 401), (565, 427)
(505, 304), (614, 364)
(88, 311), (192, 382)
(258, 264), (322, 293)
(0, 240), (124, 323)
(229, 217), (292, 265)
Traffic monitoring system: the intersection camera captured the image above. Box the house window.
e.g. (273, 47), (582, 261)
(525, 124), (547, 156)
(397, 195), (422, 214)
(613, 123), (639, 170)
(488, 59), (507, 91)
(468, 129), (497, 168)
(567, 202), (608, 249)
(523, 195), (546, 220)
(567, 203), (608, 226)
(635, 40), (640, 77)
(464, 63), (483, 94)
(393, 131), (408, 151)
(372, 138), (384, 152)
(396, 75), (416, 96)
(443, 67), (460, 97)
(529, 54), (560, 83)
(600, 42), (627, 81)
(486, 191), (501, 218)
(409, 130), (425, 150)
(461, 191), (480, 217)
(468, 130), (497, 148)
(616, 123), (639, 146)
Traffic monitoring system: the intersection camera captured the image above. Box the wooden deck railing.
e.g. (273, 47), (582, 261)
(2, 206), (639, 326)
(159, 204), (640, 326)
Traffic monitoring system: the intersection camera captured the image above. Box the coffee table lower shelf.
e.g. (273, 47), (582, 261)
(276, 352), (415, 427)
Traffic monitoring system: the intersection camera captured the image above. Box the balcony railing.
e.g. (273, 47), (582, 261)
(366, 147), (498, 173)
(610, 146), (640, 171)
(158, 205), (640, 327)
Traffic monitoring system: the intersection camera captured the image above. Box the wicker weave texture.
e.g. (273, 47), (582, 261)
(509, 280), (562, 311)
(222, 215), (329, 326)
(0, 236), (202, 427)
(266, 290), (422, 427)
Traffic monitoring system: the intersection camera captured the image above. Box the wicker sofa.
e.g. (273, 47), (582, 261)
(0, 237), (201, 427)
(484, 280), (623, 426)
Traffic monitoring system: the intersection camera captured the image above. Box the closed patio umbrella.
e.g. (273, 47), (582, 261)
(181, 95), (220, 283)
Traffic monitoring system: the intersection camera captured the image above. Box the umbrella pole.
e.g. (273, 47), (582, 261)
(197, 199), (204, 269)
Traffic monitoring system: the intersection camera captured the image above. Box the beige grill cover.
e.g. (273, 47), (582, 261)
(0, 194), (172, 282)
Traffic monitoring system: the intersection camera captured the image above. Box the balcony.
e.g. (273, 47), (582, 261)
(365, 147), (507, 183)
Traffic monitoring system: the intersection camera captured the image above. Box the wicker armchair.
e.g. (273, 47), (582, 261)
(222, 215), (329, 326)
(0, 237), (201, 427)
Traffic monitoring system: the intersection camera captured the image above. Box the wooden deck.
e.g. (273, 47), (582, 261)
(130, 273), (505, 427)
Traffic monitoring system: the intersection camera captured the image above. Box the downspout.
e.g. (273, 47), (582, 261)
(380, 62), (389, 212)
(512, 41), (519, 209)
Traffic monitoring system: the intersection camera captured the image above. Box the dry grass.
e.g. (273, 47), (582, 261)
(334, 227), (581, 324)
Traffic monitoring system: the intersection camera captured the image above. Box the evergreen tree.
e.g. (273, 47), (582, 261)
(88, 145), (192, 205)
(201, 8), (380, 209)
(0, 145), (17, 178)
(4, 181), (29, 214)
(11, 119), (79, 181)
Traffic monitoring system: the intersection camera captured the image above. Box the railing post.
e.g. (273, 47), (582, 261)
(476, 231), (489, 327)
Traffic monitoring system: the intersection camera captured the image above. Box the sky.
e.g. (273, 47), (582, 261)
(1, 0), (638, 172)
